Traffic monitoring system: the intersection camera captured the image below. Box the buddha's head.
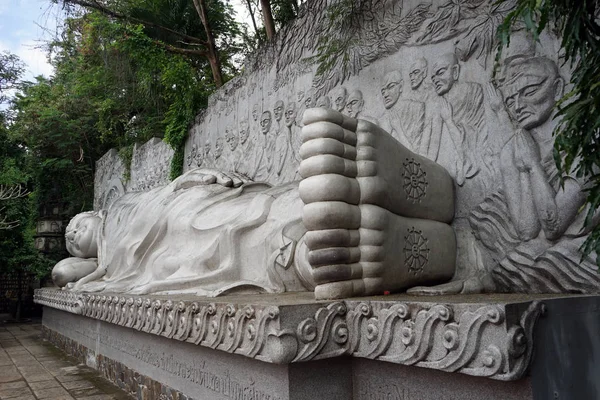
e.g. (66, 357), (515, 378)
(65, 212), (101, 258)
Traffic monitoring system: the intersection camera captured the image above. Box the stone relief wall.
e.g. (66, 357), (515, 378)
(127, 138), (174, 192)
(185, 0), (599, 295)
(94, 138), (173, 211)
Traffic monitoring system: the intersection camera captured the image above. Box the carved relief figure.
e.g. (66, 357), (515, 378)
(235, 119), (255, 179)
(186, 144), (198, 168)
(53, 109), (456, 300)
(273, 100), (285, 134)
(329, 86), (347, 112)
(423, 53), (486, 185)
(285, 101), (302, 165)
(411, 53), (600, 295)
(344, 90), (378, 124)
(225, 126), (240, 172)
(254, 110), (275, 181)
(408, 58), (433, 103)
(380, 70), (426, 152)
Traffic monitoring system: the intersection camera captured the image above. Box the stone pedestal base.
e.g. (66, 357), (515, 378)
(36, 290), (600, 400)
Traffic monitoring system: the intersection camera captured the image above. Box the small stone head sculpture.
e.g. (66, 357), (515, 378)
(330, 86), (348, 112)
(500, 56), (564, 130)
(345, 90), (364, 118)
(431, 53), (460, 96)
(261, 111), (272, 134)
(316, 95), (331, 109)
(214, 137), (224, 159)
(381, 70), (403, 109)
(409, 58), (428, 91)
(274, 100), (285, 122)
(297, 90), (305, 103)
(252, 104), (260, 122)
(285, 102), (297, 128)
(239, 120), (250, 144)
(65, 211), (101, 258)
(225, 127), (238, 151)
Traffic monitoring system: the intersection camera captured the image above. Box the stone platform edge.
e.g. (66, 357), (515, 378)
(34, 288), (545, 381)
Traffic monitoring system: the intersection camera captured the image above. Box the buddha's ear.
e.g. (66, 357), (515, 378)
(554, 76), (565, 101)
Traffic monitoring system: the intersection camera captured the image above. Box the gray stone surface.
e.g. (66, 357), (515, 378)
(530, 296), (600, 400)
(353, 358), (532, 400)
(93, 138), (174, 211)
(181, 0), (599, 296)
(55, 109), (458, 299)
(127, 138), (174, 192)
(43, 307), (352, 400)
(36, 289), (547, 381)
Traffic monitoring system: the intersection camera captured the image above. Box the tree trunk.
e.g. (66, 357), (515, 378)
(246, 0), (263, 43)
(260, 0), (276, 40)
(192, 0), (224, 87)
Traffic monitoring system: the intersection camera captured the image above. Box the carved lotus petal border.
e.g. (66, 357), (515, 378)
(34, 289), (543, 380)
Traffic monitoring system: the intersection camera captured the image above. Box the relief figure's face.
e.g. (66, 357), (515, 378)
(239, 121), (249, 144)
(345, 91), (364, 118)
(274, 100), (284, 121)
(214, 138), (224, 159)
(502, 60), (562, 130)
(431, 54), (459, 96)
(381, 72), (402, 109)
(261, 111), (272, 134)
(225, 128), (238, 151)
(304, 90), (316, 109)
(285, 103), (297, 128)
(330, 87), (347, 112)
(409, 59), (428, 90)
(65, 214), (100, 258)
(252, 105), (259, 122)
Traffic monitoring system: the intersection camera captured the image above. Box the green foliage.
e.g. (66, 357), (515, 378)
(497, 0), (600, 263)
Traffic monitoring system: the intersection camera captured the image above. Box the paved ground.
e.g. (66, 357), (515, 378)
(0, 320), (131, 400)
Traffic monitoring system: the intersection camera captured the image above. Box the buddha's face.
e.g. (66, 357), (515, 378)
(285, 103), (297, 128)
(381, 71), (402, 109)
(65, 213), (100, 258)
(261, 111), (272, 134)
(431, 54), (459, 96)
(502, 59), (562, 130)
(274, 100), (284, 121)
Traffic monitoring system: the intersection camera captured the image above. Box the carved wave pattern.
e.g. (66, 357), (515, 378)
(345, 299), (544, 381)
(35, 289), (543, 380)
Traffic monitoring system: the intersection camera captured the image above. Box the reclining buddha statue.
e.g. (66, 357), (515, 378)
(52, 108), (457, 300)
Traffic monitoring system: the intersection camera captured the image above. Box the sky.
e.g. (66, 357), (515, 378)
(0, 0), (253, 84)
(0, 0), (63, 82)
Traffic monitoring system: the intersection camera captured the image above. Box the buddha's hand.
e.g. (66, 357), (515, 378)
(173, 168), (247, 191)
